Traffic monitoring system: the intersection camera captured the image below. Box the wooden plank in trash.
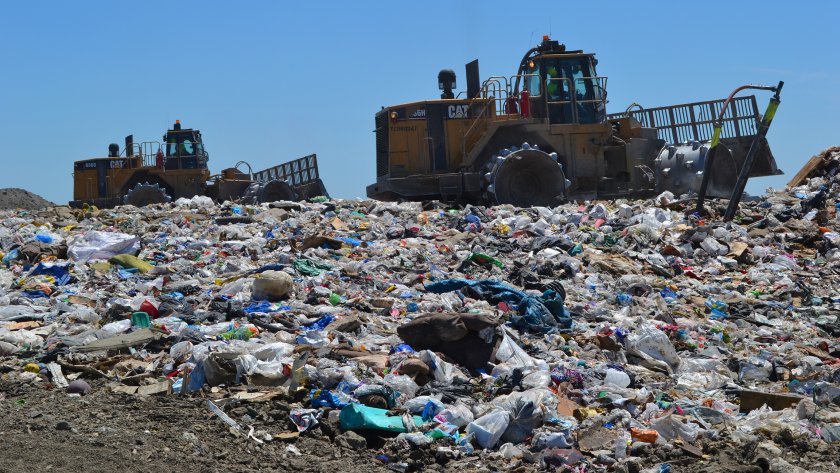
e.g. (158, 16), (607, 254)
(787, 155), (825, 188)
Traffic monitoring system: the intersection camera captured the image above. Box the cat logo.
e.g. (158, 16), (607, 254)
(447, 104), (469, 119)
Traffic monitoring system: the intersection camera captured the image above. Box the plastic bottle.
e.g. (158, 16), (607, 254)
(614, 430), (629, 460)
(616, 293), (633, 306)
(660, 287), (678, 304)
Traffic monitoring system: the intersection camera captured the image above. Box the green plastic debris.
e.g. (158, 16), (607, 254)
(293, 259), (332, 276)
(339, 403), (423, 433)
(309, 196), (329, 203)
(109, 254), (153, 273)
(131, 311), (151, 328)
(468, 252), (504, 269)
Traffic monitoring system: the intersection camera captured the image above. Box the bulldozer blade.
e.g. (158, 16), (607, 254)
(706, 136), (780, 198)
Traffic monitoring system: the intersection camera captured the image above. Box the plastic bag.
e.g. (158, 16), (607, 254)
(383, 373), (419, 399)
(404, 395), (444, 415)
(68, 231), (140, 262)
(627, 323), (680, 370)
(739, 356), (772, 382)
(651, 414), (701, 442)
(522, 370), (552, 389)
(466, 409), (510, 449)
(604, 368), (631, 388)
(435, 402), (474, 428)
(419, 350), (459, 383)
(492, 388), (557, 444)
(494, 331), (537, 368)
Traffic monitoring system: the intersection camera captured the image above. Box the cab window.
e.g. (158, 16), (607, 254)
(526, 61), (541, 96)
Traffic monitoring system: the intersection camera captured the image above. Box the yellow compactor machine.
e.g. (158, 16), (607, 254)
(71, 120), (328, 208)
(367, 36), (782, 206)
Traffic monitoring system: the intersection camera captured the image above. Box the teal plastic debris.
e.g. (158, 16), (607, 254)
(339, 403), (423, 433)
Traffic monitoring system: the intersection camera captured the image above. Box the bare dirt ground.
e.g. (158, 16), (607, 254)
(0, 376), (390, 473)
(0, 374), (836, 473)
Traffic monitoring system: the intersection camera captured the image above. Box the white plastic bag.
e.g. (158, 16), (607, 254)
(383, 373), (419, 399)
(436, 402), (474, 428)
(627, 323), (681, 370)
(466, 409), (510, 449)
(604, 368), (631, 388)
(494, 331), (536, 368)
(68, 231), (140, 262)
(652, 414), (702, 442)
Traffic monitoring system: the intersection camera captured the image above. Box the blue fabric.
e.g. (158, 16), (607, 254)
(336, 237), (362, 247)
(187, 362), (206, 392)
(390, 343), (415, 354)
(303, 314), (335, 331)
(425, 279), (572, 333)
(243, 301), (278, 313)
(310, 388), (351, 408)
(28, 262), (72, 286)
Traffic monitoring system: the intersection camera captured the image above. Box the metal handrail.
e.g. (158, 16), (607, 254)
(459, 73), (544, 159)
(460, 95), (495, 159)
(480, 76), (508, 116)
(121, 140), (209, 169)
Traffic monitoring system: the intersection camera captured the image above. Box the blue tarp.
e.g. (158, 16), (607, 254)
(424, 279), (572, 333)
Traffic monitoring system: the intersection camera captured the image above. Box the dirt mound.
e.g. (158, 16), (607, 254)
(0, 188), (54, 210)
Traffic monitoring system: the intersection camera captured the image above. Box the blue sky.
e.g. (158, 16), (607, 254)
(1, 1), (838, 204)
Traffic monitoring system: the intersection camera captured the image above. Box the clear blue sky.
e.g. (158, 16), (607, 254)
(1, 1), (838, 204)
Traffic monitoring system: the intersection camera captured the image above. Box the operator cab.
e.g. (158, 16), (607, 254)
(520, 37), (607, 125)
(163, 120), (209, 170)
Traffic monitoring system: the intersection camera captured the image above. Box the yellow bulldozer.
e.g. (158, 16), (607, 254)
(367, 36), (782, 207)
(71, 120), (328, 208)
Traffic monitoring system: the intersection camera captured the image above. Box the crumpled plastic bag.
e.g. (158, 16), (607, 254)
(626, 323), (680, 371)
(68, 230), (139, 262)
(491, 388), (558, 444)
(494, 331), (537, 368)
(651, 413), (702, 442)
(466, 409), (511, 449)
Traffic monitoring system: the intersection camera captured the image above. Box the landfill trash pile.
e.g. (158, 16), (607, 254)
(2, 149), (840, 472)
(0, 188), (54, 211)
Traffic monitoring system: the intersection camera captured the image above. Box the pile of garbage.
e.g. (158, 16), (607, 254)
(2, 149), (840, 472)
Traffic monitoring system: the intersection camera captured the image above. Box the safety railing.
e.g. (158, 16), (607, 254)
(459, 73), (542, 159)
(459, 99), (498, 159)
(124, 141), (162, 168)
(122, 141), (209, 170)
(479, 76), (509, 116)
(252, 154), (321, 186)
(607, 95), (761, 144)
